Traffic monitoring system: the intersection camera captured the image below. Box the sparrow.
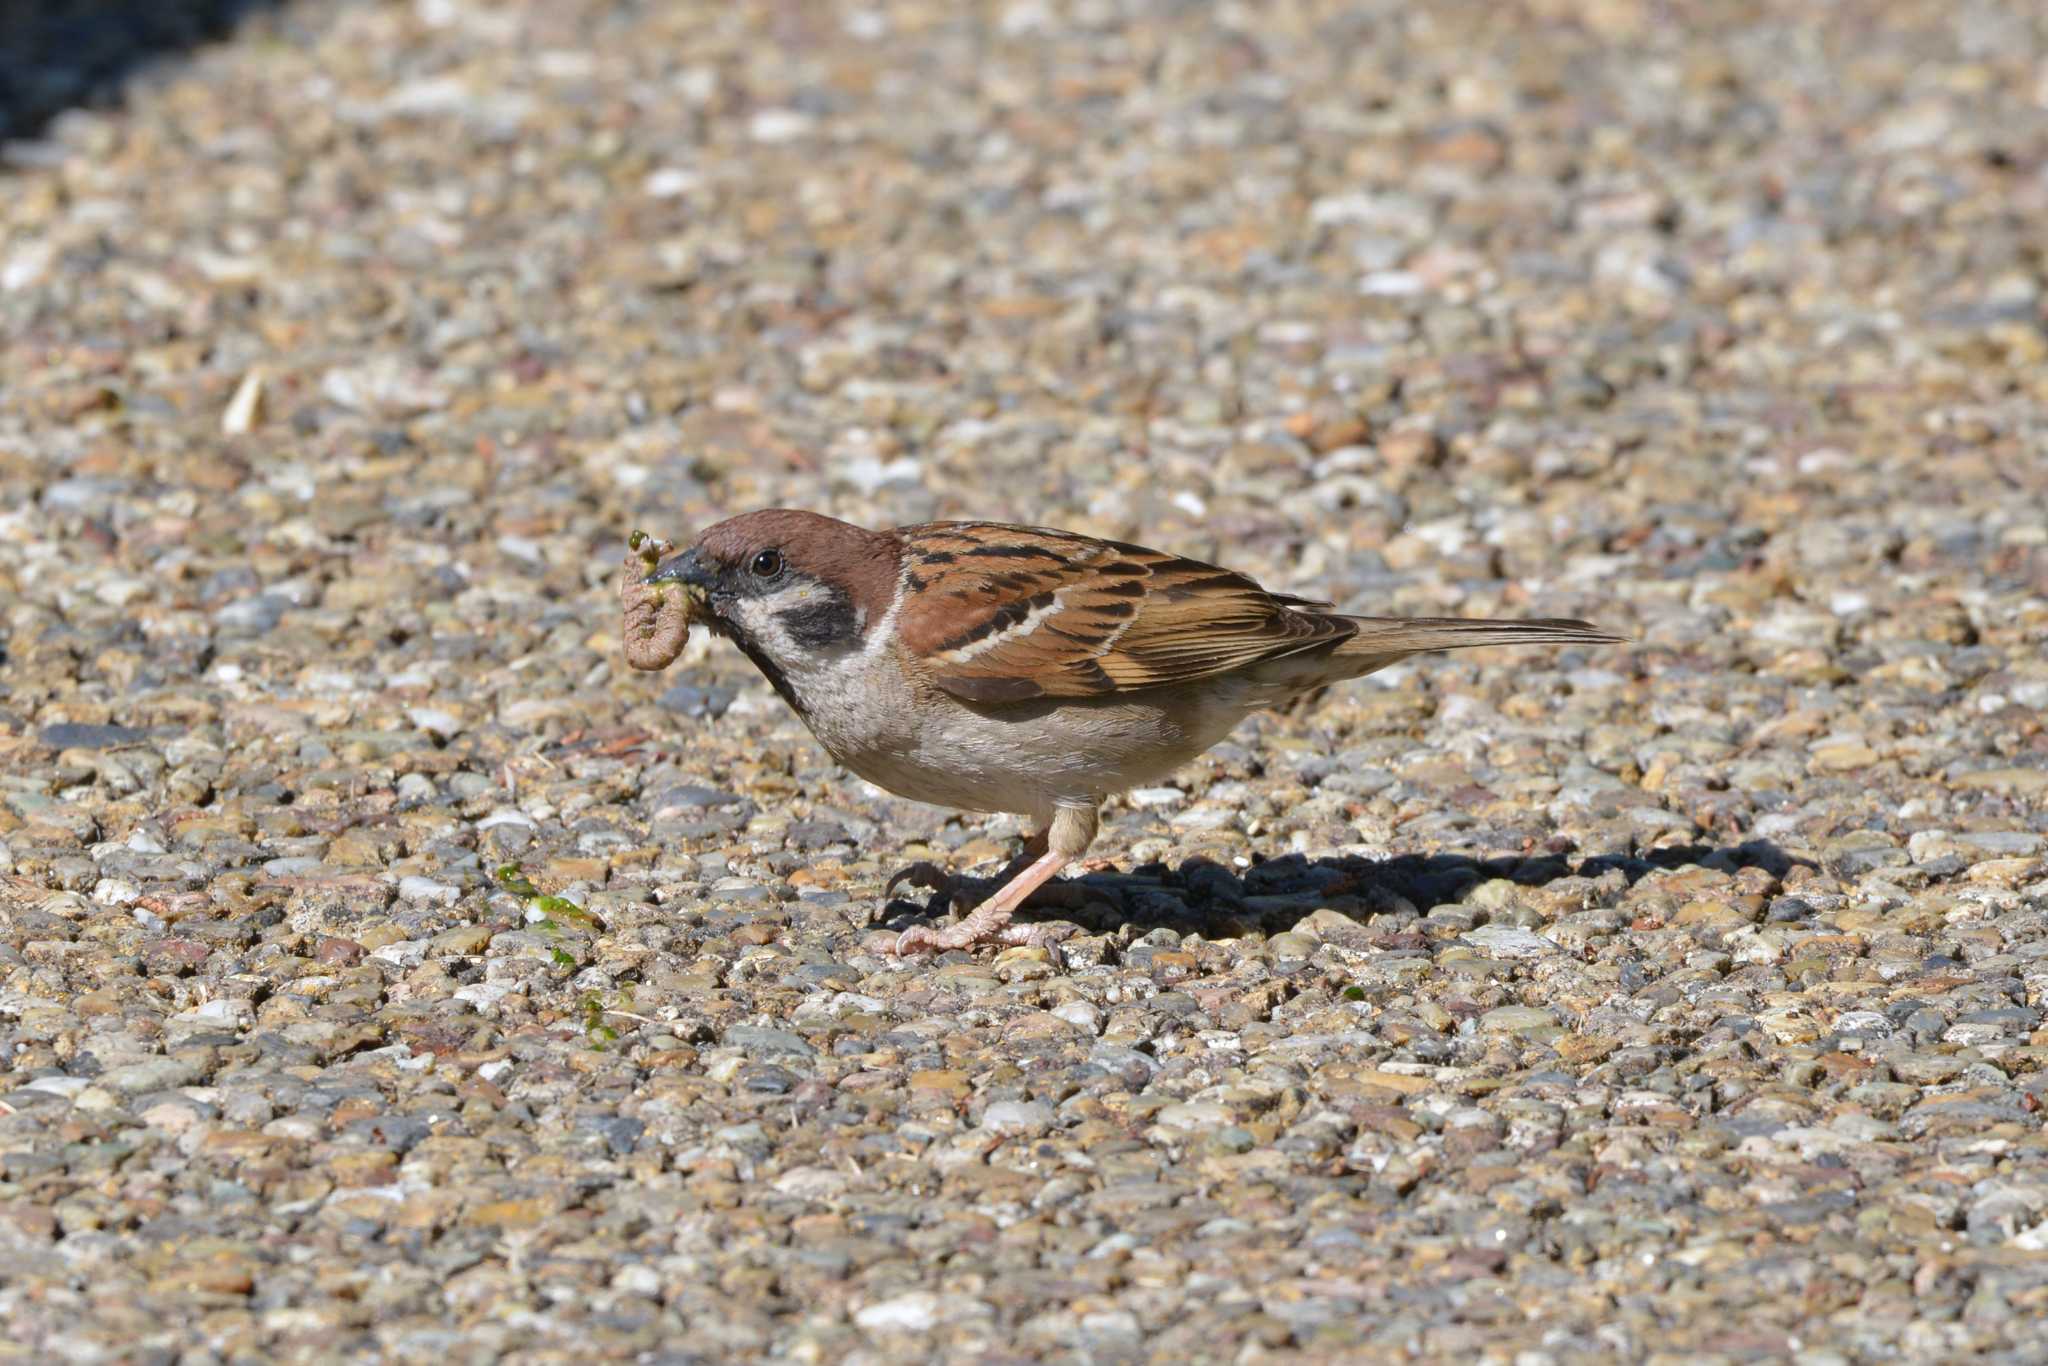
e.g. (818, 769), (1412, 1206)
(619, 510), (1623, 955)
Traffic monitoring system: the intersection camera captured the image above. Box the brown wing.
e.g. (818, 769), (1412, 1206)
(891, 523), (1352, 702)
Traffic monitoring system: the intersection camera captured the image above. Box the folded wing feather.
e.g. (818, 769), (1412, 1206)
(891, 522), (1619, 703)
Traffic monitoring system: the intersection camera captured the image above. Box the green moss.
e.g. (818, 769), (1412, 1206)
(498, 863), (605, 959)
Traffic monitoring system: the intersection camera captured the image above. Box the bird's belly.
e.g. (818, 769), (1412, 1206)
(822, 684), (1254, 820)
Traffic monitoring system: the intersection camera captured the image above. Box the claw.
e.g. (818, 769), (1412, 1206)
(893, 925), (945, 957)
(879, 839), (1107, 958)
(892, 913), (1077, 959)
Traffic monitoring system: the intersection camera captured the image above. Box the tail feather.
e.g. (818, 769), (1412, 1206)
(1334, 615), (1625, 655)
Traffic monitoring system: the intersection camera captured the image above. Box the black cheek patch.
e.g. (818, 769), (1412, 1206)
(776, 588), (859, 648)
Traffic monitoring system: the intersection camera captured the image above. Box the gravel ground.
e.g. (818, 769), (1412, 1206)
(4, 1), (2048, 1361)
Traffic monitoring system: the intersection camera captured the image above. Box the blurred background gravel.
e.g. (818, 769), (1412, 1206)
(2, 0), (2046, 1360)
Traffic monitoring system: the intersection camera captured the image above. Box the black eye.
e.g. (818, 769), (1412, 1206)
(749, 548), (784, 579)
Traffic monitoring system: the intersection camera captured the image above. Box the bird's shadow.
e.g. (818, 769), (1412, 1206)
(878, 838), (1816, 945)
(1, 0), (286, 142)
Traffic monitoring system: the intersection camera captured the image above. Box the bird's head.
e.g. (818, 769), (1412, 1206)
(642, 509), (900, 666)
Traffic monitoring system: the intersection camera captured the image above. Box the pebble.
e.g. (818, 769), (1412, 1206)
(398, 875), (460, 905)
(979, 1100), (1055, 1135)
(38, 723), (146, 750)
(97, 1059), (202, 1095)
(1461, 925), (1559, 958)
(1051, 1001), (1103, 1034)
(1480, 1006), (1558, 1035)
(169, 998), (251, 1029)
(854, 1293), (948, 1333)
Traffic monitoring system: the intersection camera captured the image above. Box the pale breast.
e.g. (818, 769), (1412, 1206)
(821, 676), (1257, 820)
(765, 623), (1275, 820)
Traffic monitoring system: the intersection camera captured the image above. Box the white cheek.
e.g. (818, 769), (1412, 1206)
(728, 584), (846, 670)
(728, 594), (794, 653)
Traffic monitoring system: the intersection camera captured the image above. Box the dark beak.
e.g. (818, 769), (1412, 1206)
(643, 547), (711, 588)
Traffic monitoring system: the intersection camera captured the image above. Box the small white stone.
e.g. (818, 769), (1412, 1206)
(94, 575), (152, 607)
(478, 808), (537, 831)
(643, 167), (700, 199)
(92, 878), (140, 907)
(399, 876), (459, 906)
(456, 981), (517, 1013)
(496, 534), (543, 564)
(1360, 269), (1426, 296)
(1461, 926), (1559, 959)
(370, 939), (428, 969)
(2, 239), (56, 291)
(140, 1102), (201, 1134)
(749, 108), (815, 143)
(172, 998), (252, 1029)
(613, 1265), (663, 1297)
(1170, 804), (1237, 832)
(980, 1100), (1053, 1135)
(772, 1165), (850, 1199)
(407, 707), (464, 737)
(854, 1293), (941, 1332)
(220, 367), (264, 436)
(837, 454), (922, 495)
(1153, 1100), (1231, 1132)
(1051, 1001), (1102, 1034)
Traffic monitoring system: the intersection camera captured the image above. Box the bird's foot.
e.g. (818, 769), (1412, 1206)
(888, 909), (1083, 958)
(888, 875), (1105, 958)
(892, 900), (1041, 957)
(879, 837), (1109, 958)
(889, 847), (1054, 956)
(889, 921), (978, 956)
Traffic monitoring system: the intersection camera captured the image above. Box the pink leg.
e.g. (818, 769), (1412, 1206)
(884, 832), (1050, 905)
(894, 846), (1071, 955)
(891, 805), (1099, 956)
